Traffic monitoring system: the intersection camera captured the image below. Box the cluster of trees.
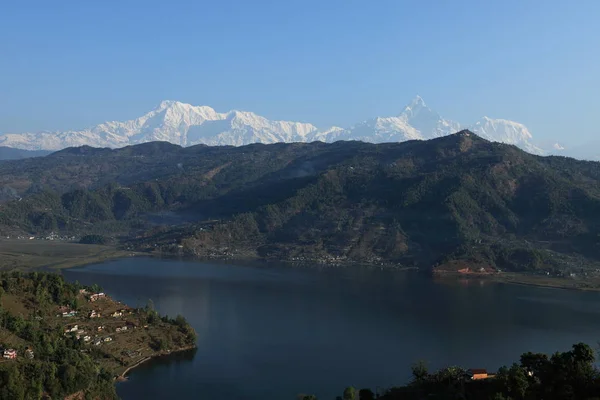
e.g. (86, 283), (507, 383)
(303, 342), (600, 400)
(140, 300), (197, 348)
(299, 387), (376, 400)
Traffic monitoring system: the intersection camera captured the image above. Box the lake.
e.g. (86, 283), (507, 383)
(63, 258), (600, 400)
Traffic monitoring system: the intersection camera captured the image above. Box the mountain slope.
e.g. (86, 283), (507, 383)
(0, 97), (545, 155)
(0, 132), (599, 274)
(0, 146), (51, 160)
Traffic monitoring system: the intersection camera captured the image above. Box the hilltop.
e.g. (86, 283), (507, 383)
(0, 132), (599, 279)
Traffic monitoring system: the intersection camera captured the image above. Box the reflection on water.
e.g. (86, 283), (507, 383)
(63, 258), (600, 400)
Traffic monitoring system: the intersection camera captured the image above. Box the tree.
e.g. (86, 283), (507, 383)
(90, 283), (102, 294)
(571, 342), (595, 365)
(505, 364), (529, 400)
(358, 388), (375, 400)
(410, 360), (429, 384)
(0, 367), (26, 399)
(146, 298), (155, 312)
(519, 352), (549, 377)
(343, 386), (357, 400)
(297, 395), (317, 400)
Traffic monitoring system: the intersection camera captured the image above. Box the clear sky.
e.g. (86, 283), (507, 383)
(1, 0), (599, 144)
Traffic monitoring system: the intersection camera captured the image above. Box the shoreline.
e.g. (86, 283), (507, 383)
(116, 345), (197, 381)
(433, 270), (600, 292)
(6, 239), (596, 293)
(145, 251), (600, 292)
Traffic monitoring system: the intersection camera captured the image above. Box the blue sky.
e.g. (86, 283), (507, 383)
(1, 0), (599, 144)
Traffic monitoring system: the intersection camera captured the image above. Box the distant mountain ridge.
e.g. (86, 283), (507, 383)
(0, 146), (51, 160)
(0, 96), (544, 154)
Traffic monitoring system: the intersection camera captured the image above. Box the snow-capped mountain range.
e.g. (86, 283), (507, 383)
(0, 96), (547, 155)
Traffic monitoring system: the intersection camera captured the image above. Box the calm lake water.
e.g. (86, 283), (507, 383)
(63, 258), (600, 400)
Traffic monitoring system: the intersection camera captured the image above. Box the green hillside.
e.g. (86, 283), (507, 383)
(0, 132), (599, 274)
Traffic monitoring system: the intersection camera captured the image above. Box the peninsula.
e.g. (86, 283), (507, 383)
(0, 271), (197, 399)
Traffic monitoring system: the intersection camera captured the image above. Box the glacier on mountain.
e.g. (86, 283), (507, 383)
(0, 96), (545, 155)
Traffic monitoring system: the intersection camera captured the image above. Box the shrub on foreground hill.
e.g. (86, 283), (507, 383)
(302, 342), (600, 400)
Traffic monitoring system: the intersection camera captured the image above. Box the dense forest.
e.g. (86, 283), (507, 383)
(0, 271), (196, 399)
(301, 342), (600, 400)
(0, 133), (599, 274)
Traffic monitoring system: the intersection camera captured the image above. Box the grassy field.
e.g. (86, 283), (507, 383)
(0, 239), (137, 271)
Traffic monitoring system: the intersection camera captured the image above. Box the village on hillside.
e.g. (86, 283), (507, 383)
(0, 282), (196, 378)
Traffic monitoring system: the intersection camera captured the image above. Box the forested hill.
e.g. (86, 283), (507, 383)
(0, 131), (599, 273)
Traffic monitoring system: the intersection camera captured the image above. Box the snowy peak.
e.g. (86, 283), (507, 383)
(396, 95), (461, 139)
(155, 100), (179, 110)
(470, 116), (543, 154)
(399, 95), (431, 118)
(474, 116), (533, 140)
(0, 97), (546, 155)
(338, 116), (423, 143)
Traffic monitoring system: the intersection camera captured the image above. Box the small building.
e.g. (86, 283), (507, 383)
(3, 349), (17, 360)
(62, 310), (78, 318)
(89, 293), (106, 302)
(94, 340), (102, 346)
(466, 369), (489, 380)
(89, 310), (100, 318)
(97, 325), (105, 332)
(25, 348), (34, 359)
(83, 336), (91, 342)
(104, 337), (113, 342)
(111, 311), (123, 318)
